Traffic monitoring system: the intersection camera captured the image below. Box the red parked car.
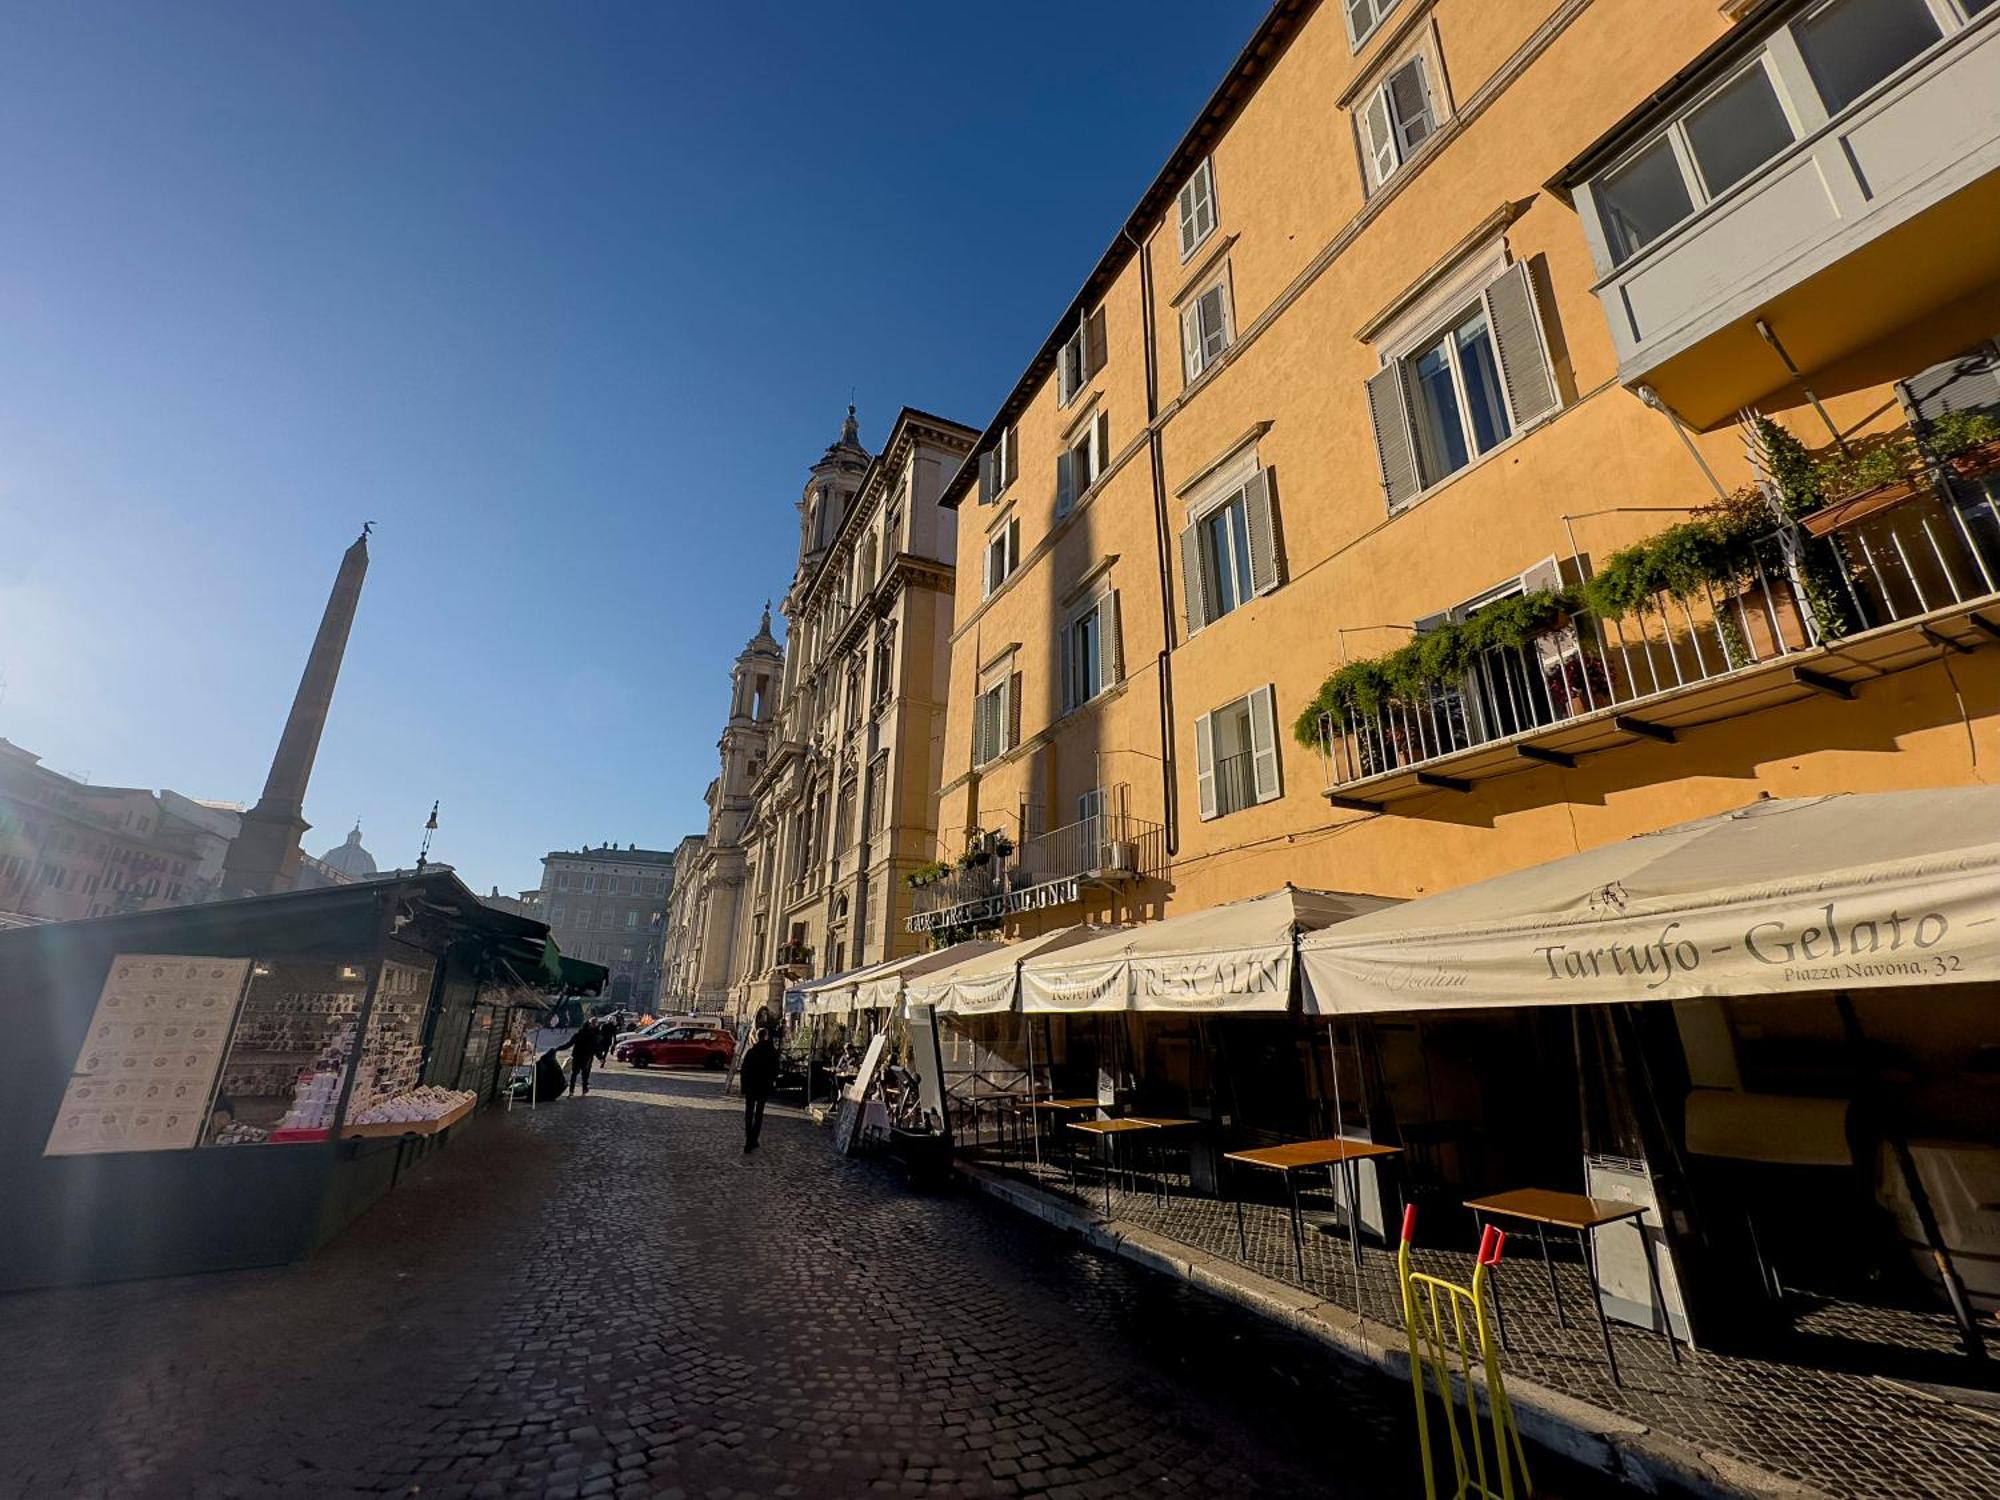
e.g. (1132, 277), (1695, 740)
(617, 1025), (736, 1071)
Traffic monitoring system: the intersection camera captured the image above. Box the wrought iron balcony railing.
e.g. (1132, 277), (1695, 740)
(1319, 456), (2000, 796)
(908, 812), (1166, 919)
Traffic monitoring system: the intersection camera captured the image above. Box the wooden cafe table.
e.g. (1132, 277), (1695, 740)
(1024, 1097), (1101, 1170)
(1066, 1118), (1161, 1214)
(1224, 1138), (1402, 1279)
(1464, 1187), (1682, 1387)
(1125, 1117), (1203, 1198)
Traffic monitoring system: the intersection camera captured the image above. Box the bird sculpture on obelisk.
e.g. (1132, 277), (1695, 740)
(220, 524), (372, 898)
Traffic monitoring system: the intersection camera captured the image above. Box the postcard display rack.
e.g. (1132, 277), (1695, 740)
(42, 952), (475, 1159)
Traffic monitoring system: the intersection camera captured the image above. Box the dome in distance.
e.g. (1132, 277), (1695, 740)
(319, 822), (378, 878)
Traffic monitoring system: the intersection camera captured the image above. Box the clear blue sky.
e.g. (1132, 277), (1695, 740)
(0, 1), (1264, 895)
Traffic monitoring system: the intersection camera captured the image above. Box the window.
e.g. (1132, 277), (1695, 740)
(885, 489), (905, 552)
(1181, 468), (1282, 634)
(1345, 0), (1399, 47)
(973, 669), (1022, 766)
(1360, 56), (1437, 189)
(557, 872), (572, 891)
(1195, 685), (1282, 820)
(582, 873), (596, 892)
(1795, 0), (1942, 115)
(1366, 261), (1560, 507)
(1177, 158), (1217, 260)
(1181, 277), (1233, 384)
(1061, 591), (1120, 711)
(978, 425), (1018, 505)
(1057, 410), (1110, 515)
(600, 908), (615, 929)
(626, 910), (639, 929)
(1057, 306), (1109, 406)
(983, 517), (1021, 598)
(551, 903), (566, 925)
(1682, 61), (1795, 199)
(872, 622), (897, 705)
(574, 905), (591, 928)
(605, 875), (621, 895)
(1596, 135), (1696, 264)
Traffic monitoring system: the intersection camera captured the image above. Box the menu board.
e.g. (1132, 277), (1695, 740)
(44, 954), (253, 1156)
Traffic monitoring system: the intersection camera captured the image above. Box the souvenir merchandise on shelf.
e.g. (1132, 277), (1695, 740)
(204, 959), (369, 1146)
(345, 1085), (477, 1135)
(344, 960), (436, 1119)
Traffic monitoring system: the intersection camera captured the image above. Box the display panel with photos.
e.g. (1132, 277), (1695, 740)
(44, 955), (252, 1156)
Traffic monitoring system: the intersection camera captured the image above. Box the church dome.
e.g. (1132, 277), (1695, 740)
(319, 823), (378, 878)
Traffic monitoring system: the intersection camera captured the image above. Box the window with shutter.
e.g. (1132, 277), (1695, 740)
(1180, 521), (1212, 635)
(1194, 712), (1218, 821)
(1007, 517), (1020, 575)
(1900, 343), (2000, 427)
(1483, 262), (1559, 428)
(1002, 423), (1019, 487)
(1182, 278), (1233, 383)
(1244, 469), (1282, 596)
(1007, 672), (1023, 752)
(1361, 54), (1437, 190)
(1085, 307), (1108, 381)
(1098, 590), (1121, 694)
(1366, 366), (1418, 508)
(1248, 685), (1282, 804)
(1177, 159), (1217, 260)
(1056, 450), (1075, 517)
(1361, 89), (1398, 188)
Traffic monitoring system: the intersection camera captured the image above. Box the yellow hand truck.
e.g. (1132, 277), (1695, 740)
(1398, 1205), (1534, 1499)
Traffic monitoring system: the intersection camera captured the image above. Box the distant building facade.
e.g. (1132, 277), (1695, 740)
(0, 739), (200, 922)
(536, 843), (677, 1009)
(657, 833), (707, 1009)
(675, 613), (785, 1014)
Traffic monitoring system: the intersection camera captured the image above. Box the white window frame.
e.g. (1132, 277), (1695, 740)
(1057, 407), (1110, 517)
(1359, 52), (1440, 191)
(1059, 585), (1120, 713)
(1180, 269), (1235, 385)
(973, 663), (1020, 767)
(978, 424), (1019, 505)
(983, 514), (1021, 599)
(1057, 305), (1106, 407)
(1177, 157), (1218, 262)
(1344, 0), (1401, 49)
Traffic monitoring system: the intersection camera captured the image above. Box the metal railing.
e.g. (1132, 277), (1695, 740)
(1212, 751), (1257, 818)
(1321, 472), (2000, 789)
(908, 811), (1167, 918)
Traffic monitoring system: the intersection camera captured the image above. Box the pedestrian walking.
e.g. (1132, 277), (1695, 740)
(567, 1020), (596, 1096)
(740, 1027), (778, 1153)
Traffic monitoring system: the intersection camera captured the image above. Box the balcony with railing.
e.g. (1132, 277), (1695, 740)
(1315, 432), (2000, 811)
(906, 811), (1167, 929)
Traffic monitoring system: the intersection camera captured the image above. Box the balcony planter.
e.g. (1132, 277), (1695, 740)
(1944, 433), (2000, 485)
(1799, 476), (1929, 539)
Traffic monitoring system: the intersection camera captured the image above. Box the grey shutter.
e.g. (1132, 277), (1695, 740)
(1899, 343), (2000, 424)
(1003, 424), (1019, 487)
(1362, 88), (1397, 188)
(1098, 591), (1121, 692)
(1059, 618), (1076, 713)
(1008, 672), (1023, 752)
(979, 450), (996, 505)
(1179, 520), (1211, 634)
(973, 692), (993, 765)
(1485, 261), (1560, 429)
(1007, 517), (1020, 573)
(1181, 303), (1204, 384)
(1244, 468), (1282, 595)
(1086, 307), (1108, 380)
(1366, 364), (1420, 508)
(1194, 712), (1218, 821)
(1056, 450), (1075, 515)
(1094, 410), (1110, 484)
(1248, 685), (1282, 804)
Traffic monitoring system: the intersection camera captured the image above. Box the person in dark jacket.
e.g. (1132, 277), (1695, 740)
(567, 1021), (597, 1096)
(594, 1018), (614, 1068)
(740, 1028), (779, 1152)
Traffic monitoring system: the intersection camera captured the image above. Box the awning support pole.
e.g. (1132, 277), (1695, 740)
(1025, 1013), (1043, 1172)
(1836, 994), (1986, 1361)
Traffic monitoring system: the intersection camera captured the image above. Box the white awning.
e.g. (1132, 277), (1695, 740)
(905, 925), (1128, 1016)
(1299, 789), (2000, 1017)
(799, 959), (891, 1016)
(849, 942), (1004, 1013)
(1020, 887), (1398, 1014)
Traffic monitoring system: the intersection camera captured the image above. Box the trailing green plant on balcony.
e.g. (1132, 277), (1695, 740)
(904, 859), (952, 890)
(1292, 588), (1577, 748)
(1925, 408), (2000, 461)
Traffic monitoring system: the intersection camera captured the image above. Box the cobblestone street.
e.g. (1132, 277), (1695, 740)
(0, 1068), (1586, 1499)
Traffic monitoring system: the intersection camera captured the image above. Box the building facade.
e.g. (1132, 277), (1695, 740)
(931, 0), (2000, 939)
(656, 834), (707, 1007)
(535, 843), (677, 1009)
(676, 616), (786, 1014)
(0, 739), (204, 924)
(721, 406), (976, 1018)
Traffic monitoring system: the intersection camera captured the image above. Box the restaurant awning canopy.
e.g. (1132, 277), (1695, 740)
(1020, 886), (1398, 1014)
(906, 925), (1128, 1016)
(1299, 789), (2000, 1017)
(799, 962), (879, 1016)
(853, 941), (1004, 1012)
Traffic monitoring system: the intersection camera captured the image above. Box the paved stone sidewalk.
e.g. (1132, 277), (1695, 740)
(0, 1069), (1605, 1499)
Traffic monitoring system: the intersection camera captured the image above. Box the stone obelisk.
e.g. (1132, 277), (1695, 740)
(220, 525), (371, 898)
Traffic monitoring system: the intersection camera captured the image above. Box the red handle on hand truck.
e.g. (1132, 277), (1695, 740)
(1400, 1202), (1418, 1245)
(1478, 1223), (1507, 1267)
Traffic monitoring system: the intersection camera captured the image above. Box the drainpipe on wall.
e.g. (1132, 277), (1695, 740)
(1126, 224), (1181, 856)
